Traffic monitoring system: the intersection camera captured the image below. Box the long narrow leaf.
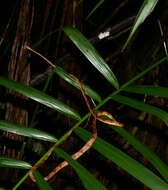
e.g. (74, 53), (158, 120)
(54, 66), (102, 102)
(109, 125), (168, 182)
(54, 148), (108, 190)
(0, 120), (57, 142)
(75, 128), (168, 190)
(62, 26), (119, 89)
(111, 95), (168, 126)
(122, 0), (159, 50)
(0, 76), (81, 120)
(85, 0), (104, 20)
(0, 157), (31, 169)
(26, 46), (101, 103)
(33, 170), (53, 190)
(124, 85), (168, 98)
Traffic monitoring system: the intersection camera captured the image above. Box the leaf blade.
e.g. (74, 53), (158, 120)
(62, 26), (119, 89)
(0, 76), (81, 120)
(122, 0), (159, 50)
(54, 66), (102, 102)
(75, 128), (168, 190)
(0, 157), (31, 169)
(54, 148), (108, 190)
(85, 0), (104, 20)
(111, 94), (168, 126)
(124, 85), (168, 98)
(0, 120), (57, 142)
(33, 170), (53, 190)
(110, 125), (168, 182)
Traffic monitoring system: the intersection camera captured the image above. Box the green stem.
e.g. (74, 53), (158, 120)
(12, 56), (167, 189)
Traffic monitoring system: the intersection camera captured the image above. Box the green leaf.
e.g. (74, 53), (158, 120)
(0, 120), (57, 142)
(111, 94), (168, 126)
(110, 126), (168, 182)
(122, 0), (159, 51)
(54, 148), (107, 190)
(0, 157), (31, 169)
(85, 0), (104, 20)
(33, 170), (53, 190)
(0, 76), (81, 120)
(123, 85), (168, 98)
(75, 128), (168, 190)
(62, 26), (119, 89)
(53, 66), (102, 102)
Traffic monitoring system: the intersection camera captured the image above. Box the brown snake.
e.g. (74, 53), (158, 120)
(26, 46), (123, 182)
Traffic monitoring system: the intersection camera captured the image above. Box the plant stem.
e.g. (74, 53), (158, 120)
(12, 56), (167, 189)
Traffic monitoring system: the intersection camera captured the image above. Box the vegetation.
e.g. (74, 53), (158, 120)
(0, 0), (168, 189)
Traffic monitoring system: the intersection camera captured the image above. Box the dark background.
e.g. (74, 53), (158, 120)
(0, 0), (168, 189)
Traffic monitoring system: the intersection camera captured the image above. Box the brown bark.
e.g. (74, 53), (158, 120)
(3, 0), (34, 157)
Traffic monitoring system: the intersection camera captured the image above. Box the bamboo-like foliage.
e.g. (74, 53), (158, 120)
(1, 0), (168, 190)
